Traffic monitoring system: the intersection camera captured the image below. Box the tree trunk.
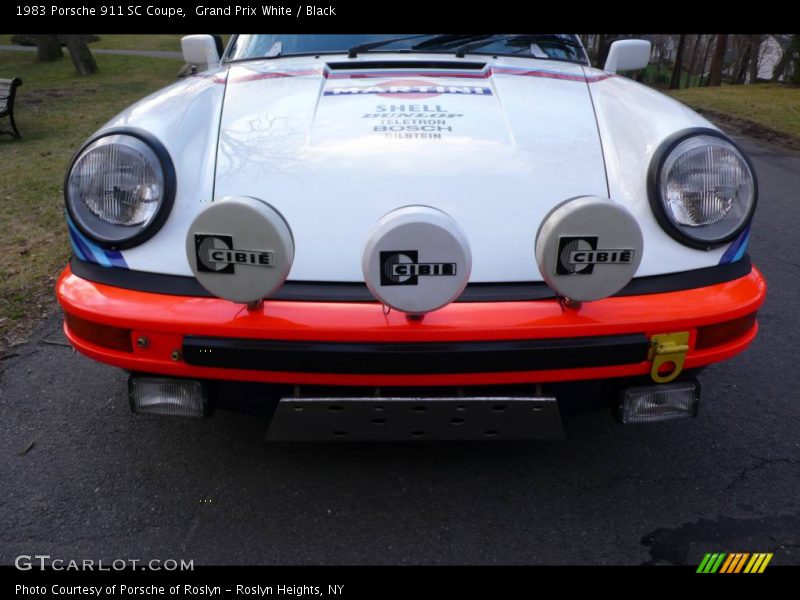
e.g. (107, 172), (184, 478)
(670, 34), (686, 89)
(35, 34), (63, 62)
(595, 34), (608, 68)
(771, 42), (792, 81)
(734, 35), (752, 85)
(64, 35), (98, 75)
(772, 35), (800, 82)
(686, 35), (702, 87)
(708, 34), (728, 86)
(699, 35), (714, 85)
(747, 35), (762, 83)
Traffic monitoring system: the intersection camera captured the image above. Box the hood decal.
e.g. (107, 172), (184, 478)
(313, 76), (502, 144)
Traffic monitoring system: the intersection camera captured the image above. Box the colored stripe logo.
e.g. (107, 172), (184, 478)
(66, 213), (128, 269)
(697, 552), (773, 574)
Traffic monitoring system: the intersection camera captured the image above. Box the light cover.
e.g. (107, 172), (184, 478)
(656, 134), (755, 245)
(129, 377), (208, 417)
(620, 381), (700, 424)
(67, 134), (167, 246)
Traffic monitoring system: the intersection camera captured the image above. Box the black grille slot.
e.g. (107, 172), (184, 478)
(326, 60), (487, 71)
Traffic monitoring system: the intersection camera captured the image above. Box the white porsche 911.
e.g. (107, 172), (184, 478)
(56, 34), (765, 440)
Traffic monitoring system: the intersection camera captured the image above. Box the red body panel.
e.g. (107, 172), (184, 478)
(56, 265), (766, 386)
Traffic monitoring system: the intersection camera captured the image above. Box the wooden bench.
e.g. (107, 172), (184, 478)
(0, 77), (23, 139)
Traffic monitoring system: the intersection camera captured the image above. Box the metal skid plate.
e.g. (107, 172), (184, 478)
(266, 396), (564, 441)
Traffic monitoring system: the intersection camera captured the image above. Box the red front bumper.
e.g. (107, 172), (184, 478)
(56, 264), (766, 387)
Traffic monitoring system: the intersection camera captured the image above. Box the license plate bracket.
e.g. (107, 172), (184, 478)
(266, 396), (563, 441)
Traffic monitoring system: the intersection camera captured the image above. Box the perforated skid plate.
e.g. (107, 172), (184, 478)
(266, 397), (563, 441)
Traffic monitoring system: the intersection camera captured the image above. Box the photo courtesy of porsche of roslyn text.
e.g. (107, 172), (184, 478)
(2, 31), (798, 574)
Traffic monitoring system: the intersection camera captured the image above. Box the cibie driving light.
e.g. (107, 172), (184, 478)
(66, 132), (174, 248)
(650, 131), (756, 248)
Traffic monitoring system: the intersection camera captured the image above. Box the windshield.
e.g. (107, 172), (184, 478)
(225, 34), (588, 64)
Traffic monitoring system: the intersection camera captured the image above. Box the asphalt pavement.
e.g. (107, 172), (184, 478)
(1, 133), (798, 566)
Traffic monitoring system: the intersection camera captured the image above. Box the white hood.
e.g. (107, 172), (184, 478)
(213, 56), (608, 282)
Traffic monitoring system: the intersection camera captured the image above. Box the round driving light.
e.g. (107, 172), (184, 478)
(65, 131), (174, 248)
(535, 197), (643, 302)
(650, 130), (757, 247)
(186, 196), (295, 304)
(362, 206), (472, 316)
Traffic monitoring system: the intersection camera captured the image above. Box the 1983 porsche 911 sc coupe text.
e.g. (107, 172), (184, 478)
(56, 34), (766, 440)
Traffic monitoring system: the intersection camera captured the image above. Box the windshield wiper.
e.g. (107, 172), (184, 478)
(454, 34), (583, 59)
(347, 35), (433, 58)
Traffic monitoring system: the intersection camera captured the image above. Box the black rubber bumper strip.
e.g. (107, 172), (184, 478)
(70, 255), (753, 303)
(182, 334), (649, 374)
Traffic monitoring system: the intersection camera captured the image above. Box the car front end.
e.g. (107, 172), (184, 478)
(56, 34), (766, 440)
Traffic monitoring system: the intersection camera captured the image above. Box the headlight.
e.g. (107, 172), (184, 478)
(65, 130), (175, 249)
(649, 129), (757, 248)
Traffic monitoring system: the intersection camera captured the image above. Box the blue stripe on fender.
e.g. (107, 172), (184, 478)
(67, 226), (90, 263)
(105, 249), (128, 268)
(65, 214), (129, 269)
(66, 217), (110, 266)
(720, 226), (750, 265)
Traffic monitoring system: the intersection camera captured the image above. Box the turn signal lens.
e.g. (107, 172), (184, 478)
(63, 312), (132, 352)
(696, 312), (757, 350)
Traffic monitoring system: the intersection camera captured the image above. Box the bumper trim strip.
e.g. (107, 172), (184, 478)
(70, 255), (752, 303)
(183, 333), (649, 374)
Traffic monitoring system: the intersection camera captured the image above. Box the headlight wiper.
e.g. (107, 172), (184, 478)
(347, 35), (433, 58)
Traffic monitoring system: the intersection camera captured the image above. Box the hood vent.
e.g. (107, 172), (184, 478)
(327, 60), (487, 71)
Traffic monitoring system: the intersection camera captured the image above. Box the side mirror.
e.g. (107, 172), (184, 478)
(181, 35), (221, 71)
(603, 39), (651, 74)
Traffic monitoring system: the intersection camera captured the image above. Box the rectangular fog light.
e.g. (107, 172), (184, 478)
(129, 376), (209, 417)
(620, 381), (700, 424)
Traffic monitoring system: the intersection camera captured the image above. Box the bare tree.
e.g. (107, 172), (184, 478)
(594, 34), (609, 68)
(670, 34), (687, 89)
(64, 35), (98, 75)
(732, 35), (753, 84)
(35, 34), (62, 62)
(686, 35), (702, 87)
(699, 35), (714, 85)
(771, 34), (799, 82)
(747, 35), (763, 83)
(708, 34), (729, 86)
(650, 34), (673, 86)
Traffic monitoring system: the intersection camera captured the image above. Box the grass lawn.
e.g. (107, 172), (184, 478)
(90, 34), (185, 52)
(670, 83), (800, 142)
(0, 34), (232, 54)
(0, 51), (179, 343)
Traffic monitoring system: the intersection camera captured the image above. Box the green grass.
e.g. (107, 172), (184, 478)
(0, 34), (183, 52)
(90, 34), (185, 52)
(0, 51), (179, 340)
(669, 83), (800, 141)
(641, 64), (706, 89)
(93, 34), (232, 53)
(1, 34), (232, 54)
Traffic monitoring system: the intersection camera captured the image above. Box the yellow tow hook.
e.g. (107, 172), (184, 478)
(648, 332), (690, 383)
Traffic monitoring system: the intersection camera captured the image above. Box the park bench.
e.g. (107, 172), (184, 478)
(0, 77), (23, 139)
